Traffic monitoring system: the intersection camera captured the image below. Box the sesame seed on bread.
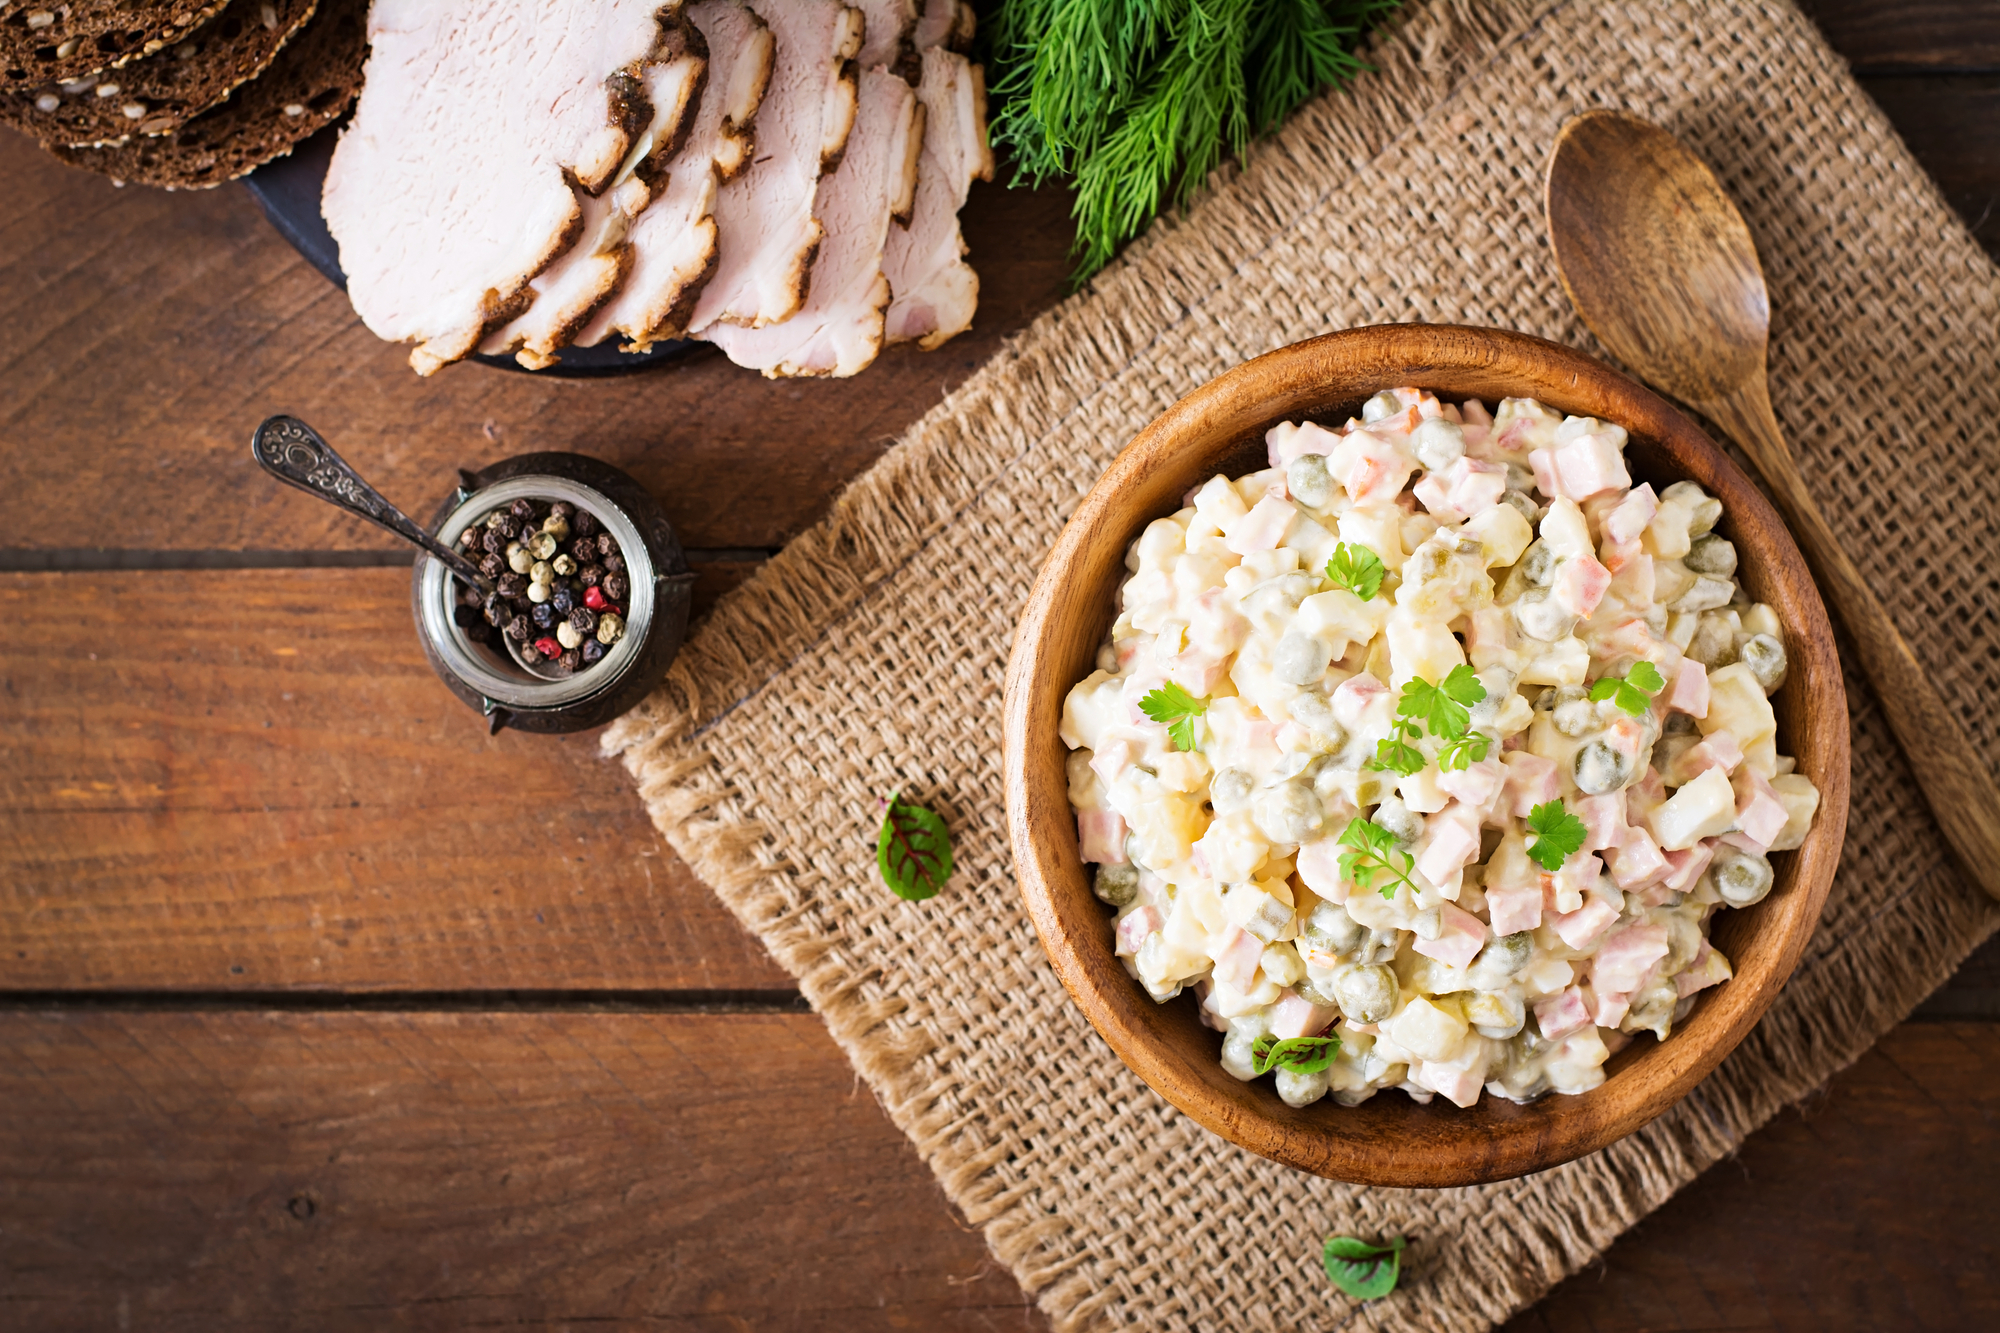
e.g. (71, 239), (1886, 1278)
(0, 1), (225, 85)
(0, 0), (318, 147)
(51, 0), (361, 189)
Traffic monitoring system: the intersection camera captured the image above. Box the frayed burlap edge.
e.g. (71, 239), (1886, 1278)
(605, 2), (2000, 1328)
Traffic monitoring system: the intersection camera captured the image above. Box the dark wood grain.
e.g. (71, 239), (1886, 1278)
(0, 1009), (1049, 1333)
(0, 568), (794, 992)
(1803, 0), (2000, 70)
(1860, 74), (2000, 258)
(1502, 1020), (2000, 1332)
(0, 127), (1075, 556)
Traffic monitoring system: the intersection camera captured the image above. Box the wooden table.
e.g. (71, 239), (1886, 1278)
(2, 3), (1994, 1328)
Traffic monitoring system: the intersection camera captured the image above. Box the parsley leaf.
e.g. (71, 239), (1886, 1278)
(877, 791), (953, 901)
(1252, 1032), (1343, 1076)
(1323, 1235), (1407, 1301)
(1588, 659), (1668, 716)
(1370, 723), (1426, 776)
(1399, 664), (1487, 739)
(1325, 543), (1385, 601)
(1524, 799), (1588, 872)
(1138, 682), (1207, 751)
(1336, 816), (1420, 899)
(1434, 731), (1492, 773)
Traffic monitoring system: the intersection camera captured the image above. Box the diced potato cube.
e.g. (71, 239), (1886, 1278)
(1702, 662), (1776, 744)
(1460, 500), (1533, 567)
(1384, 995), (1468, 1063)
(1224, 880), (1296, 943)
(1060, 671), (1127, 751)
(1539, 497), (1594, 560)
(1652, 767), (1738, 850)
(1386, 605), (1466, 684)
(1768, 773), (1821, 851)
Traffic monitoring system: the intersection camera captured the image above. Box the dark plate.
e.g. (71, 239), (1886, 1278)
(242, 124), (694, 378)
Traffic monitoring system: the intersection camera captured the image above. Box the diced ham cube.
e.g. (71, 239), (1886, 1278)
(1295, 838), (1348, 903)
(1211, 924), (1264, 989)
(1606, 824), (1670, 891)
(1417, 1060), (1485, 1109)
(1732, 767), (1790, 851)
(1188, 586), (1250, 657)
(1592, 921), (1671, 993)
(1078, 809), (1129, 863)
(1466, 605), (1517, 664)
(1552, 554), (1613, 618)
(1660, 841), (1717, 894)
(1412, 901), (1488, 969)
(1167, 648), (1230, 697)
(1575, 792), (1628, 852)
(1486, 882), (1544, 936)
(1269, 989), (1339, 1040)
(1528, 447), (1561, 500)
(1415, 803), (1483, 893)
(1535, 986), (1593, 1040)
(1666, 729), (1743, 785)
(1225, 494), (1297, 555)
(1552, 432), (1632, 500)
(1266, 419), (1343, 468)
(1503, 750), (1562, 818)
(1332, 672), (1390, 730)
(1600, 536), (1643, 573)
(1551, 895), (1619, 950)
(1588, 986), (1631, 1029)
(1414, 457), (1508, 521)
(1088, 738), (1137, 787)
(1602, 483), (1659, 544)
(1344, 438), (1418, 504)
(1437, 758), (1507, 815)
(1668, 658), (1711, 718)
(1675, 941), (1733, 997)
(1115, 905), (1164, 956)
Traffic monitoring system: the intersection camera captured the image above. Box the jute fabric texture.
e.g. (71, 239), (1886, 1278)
(605, 1), (2000, 1327)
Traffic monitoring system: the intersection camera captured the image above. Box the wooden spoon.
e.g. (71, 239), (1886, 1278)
(1545, 109), (2000, 902)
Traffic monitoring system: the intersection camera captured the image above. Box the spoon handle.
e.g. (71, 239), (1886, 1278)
(252, 415), (495, 595)
(1698, 377), (2000, 903)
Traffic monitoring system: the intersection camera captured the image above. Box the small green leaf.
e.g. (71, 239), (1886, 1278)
(1626, 660), (1666, 694)
(1369, 727), (1426, 776)
(1524, 798), (1587, 872)
(1325, 543), (1385, 601)
(877, 791), (953, 902)
(1440, 663), (1487, 710)
(1252, 1032), (1342, 1076)
(1138, 682), (1207, 752)
(1434, 731), (1491, 773)
(1591, 661), (1666, 716)
(1323, 1234), (1407, 1300)
(1336, 816), (1419, 900)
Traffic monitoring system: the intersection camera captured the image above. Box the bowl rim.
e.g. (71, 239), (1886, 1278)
(1001, 323), (1850, 1187)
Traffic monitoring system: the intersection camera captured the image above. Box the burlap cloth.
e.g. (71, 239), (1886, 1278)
(605, 1), (2000, 1327)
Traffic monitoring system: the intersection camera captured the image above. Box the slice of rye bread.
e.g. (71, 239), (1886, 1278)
(0, 1), (225, 86)
(51, 0), (360, 188)
(1, 0), (317, 146)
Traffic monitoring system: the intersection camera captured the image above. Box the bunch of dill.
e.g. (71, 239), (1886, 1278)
(984, 0), (1402, 282)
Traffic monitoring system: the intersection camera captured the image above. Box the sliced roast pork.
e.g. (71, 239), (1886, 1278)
(481, 25), (705, 369)
(684, 0), (863, 333)
(323, 0), (696, 375)
(881, 44), (990, 350)
(855, 0), (915, 68)
(702, 64), (919, 377)
(911, 0), (973, 54)
(576, 0), (773, 352)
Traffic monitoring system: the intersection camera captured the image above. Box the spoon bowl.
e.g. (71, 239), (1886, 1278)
(1545, 110), (2000, 903)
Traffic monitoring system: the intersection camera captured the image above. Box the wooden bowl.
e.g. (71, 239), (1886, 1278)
(1002, 324), (1850, 1186)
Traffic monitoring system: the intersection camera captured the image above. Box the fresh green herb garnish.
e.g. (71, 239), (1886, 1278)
(1252, 1031), (1342, 1076)
(985, 0), (1403, 283)
(1370, 665), (1489, 774)
(1524, 798), (1588, 872)
(1323, 1234), (1407, 1300)
(1324, 542), (1385, 601)
(1336, 816), (1419, 900)
(1138, 681), (1208, 751)
(877, 791), (954, 902)
(1589, 659), (1666, 716)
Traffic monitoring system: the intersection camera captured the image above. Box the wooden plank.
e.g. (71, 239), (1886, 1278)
(0, 128), (1076, 555)
(1504, 1020), (2000, 1331)
(0, 567), (796, 992)
(1857, 74), (2000, 258)
(1803, 0), (2000, 70)
(1915, 930), (2000, 1018)
(0, 1009), (1048, 1333)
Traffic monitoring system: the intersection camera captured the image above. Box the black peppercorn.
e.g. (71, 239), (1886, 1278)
(570, 535), (596, 561)
(531, 602), (557, 630)
(591, 532), (610, 556)
(603, 573), (628, 601)
(581, 638), (606, 665)
(496, 572), (526, 598)
(602, 553), (624, 575)
(578, 563), (603, 587)
(568, 606), (597, 635)
(551, 588), (576, 616)
(510, 498), (536, 520)
(550, 501), (574, 520)
(505, 615), (531, 641)
(478, 528), (502, 555)
(451, 603), (479, 628)
(558, 648), (581, 674)
(574, 509), (598, 537)
(479, 553), (504, 578)
(458, 526), (480, 549)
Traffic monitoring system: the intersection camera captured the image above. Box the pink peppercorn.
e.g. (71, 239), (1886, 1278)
(534, 636), (562, 659)
(583, 585), (608, 612)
